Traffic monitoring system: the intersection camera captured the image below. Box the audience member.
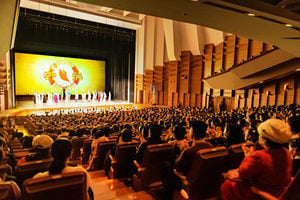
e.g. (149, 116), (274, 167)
(221, 119), (292, 200)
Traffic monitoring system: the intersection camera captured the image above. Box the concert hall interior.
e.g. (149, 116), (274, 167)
(0, 0), (299, 200)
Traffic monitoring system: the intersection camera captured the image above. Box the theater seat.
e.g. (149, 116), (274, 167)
(15, 158), (53, 185)
(227, 142), (253, 170)
(173, 147), (228, 200)
(108, 141), (139, 179)
(90, 140), (116, 170)
(0, 181), (21, 200)
(22, 171), (87, 200)
(133, 143), (173, 191)
(81, 138), (93, 165)
(251, 170), (300, 200)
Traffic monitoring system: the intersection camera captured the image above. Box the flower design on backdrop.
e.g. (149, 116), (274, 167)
(43, 59), (83, 89)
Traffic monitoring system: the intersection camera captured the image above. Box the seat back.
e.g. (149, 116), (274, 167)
(186, 147), (228, 199)
(15, 158), (53, 185)
(227, 142), (253, 170)
(23, 171), (87, 200)
(81, 138), (93, 164)
(93, 140), (116, 170)
(281, 170), (300, 200)
(70, 137), (84, 161)
(112, 141), (139, 178)
(140, 143), (173, 187)
(0, 182), (21, 200)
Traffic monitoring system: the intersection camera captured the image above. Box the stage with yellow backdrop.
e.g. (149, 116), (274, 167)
(15, 52), (106, 95)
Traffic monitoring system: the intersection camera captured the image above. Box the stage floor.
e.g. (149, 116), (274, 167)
(16, 100), (130, 109)
(1, 100), (142, 116)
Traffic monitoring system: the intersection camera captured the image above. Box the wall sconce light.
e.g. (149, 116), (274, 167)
(284, 84), (289, 90)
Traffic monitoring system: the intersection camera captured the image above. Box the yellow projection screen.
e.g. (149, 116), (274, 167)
(15, 53), (105, 95)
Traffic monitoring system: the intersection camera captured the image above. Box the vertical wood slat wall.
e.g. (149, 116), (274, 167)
(0, 58), (11, 111)
(135, 35), (299, 108)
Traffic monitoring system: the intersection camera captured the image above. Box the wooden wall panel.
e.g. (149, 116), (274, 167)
(163, 64), (169, 106)
(249, 39), (263, 58)
(178, 51), (191, 106)
(143, 70), (153, 104)
(213, 43), (223, 74)
(223, 35), (236, 70)
(263, 43), (274, 52)
(135, 37), (293, 109)
(235, 36), (248, 65)
(135, 74), (144, 104)
(261, 83), (276, 106)
(203, 44), (213, 78)
(295, 76), (300, 105)
(167, 61), (179, 106)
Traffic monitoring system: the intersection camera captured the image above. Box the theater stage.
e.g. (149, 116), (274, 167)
(1, 100), (144, 116)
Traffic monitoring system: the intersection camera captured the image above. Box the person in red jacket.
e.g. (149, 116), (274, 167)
(221, 119), (292, 200)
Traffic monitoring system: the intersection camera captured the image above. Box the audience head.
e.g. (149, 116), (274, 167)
(224, 123), (244, 146)
(258, 119), (292, 148)
(120, 128), (132, 142)
(22, 136), (34, 148)
(288, 116), (300, 134)
(148, 124), (162, 141)
(142, 125), (150, 140)
(173, 125), (186, 141)
(49, 138), (72, 175)
(190, 120), (207, 140)
(95, 129), (105, 139)
(32, 134), (54, 150)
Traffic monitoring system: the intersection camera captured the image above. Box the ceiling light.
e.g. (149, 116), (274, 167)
(285, 24), (292, 27)
(191, 0), (199, 1)
(296, 68), (300, 72)
(259, 81), (264, 84)
(248, 13), (255, 17)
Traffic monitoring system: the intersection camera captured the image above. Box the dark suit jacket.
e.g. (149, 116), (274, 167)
(175, 140), (213, 175)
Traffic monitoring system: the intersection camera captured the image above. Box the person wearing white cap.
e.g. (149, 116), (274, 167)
(221, 119), (293, 200)
(17, 134), (54, 165)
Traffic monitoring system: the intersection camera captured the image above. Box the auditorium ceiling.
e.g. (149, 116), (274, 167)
(73, 0), (300, 57)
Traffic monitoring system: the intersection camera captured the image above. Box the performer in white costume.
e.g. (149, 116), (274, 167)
(33, 91), (37, 104)
(47, 92), (52, 104)
(82, 91), (86, 102)
(87, 90), (91, 102)
(108, 91), (111, 102)
(103, 92), (107, 103)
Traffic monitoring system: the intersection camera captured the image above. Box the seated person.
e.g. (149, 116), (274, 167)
(221, 119), (292, 200)
(104, 128), (132, 175)
(169, 125), (189, 160)
(87, 128), (109, 170)
(34, 138), (93, 200)
(161, 120), (213, 199)
(222, 123), (245, 147)
(0, 171), (21, 200)
(175, 120), (213, 175)
(0, 147), (15, 182)
(21, 136), (34, 149)
(135, 124), (164, 165)
(17, 134), (53, 165)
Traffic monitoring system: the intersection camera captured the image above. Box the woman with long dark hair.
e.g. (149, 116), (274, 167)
(34, 138), (93, 199)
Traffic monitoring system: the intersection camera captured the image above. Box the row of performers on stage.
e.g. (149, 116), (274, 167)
(33, 90), (112, 104)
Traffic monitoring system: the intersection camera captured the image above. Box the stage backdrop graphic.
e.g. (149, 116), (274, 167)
(15, 52), (105, 95)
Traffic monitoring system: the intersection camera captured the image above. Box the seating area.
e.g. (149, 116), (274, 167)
(0, 104), (299, 200)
